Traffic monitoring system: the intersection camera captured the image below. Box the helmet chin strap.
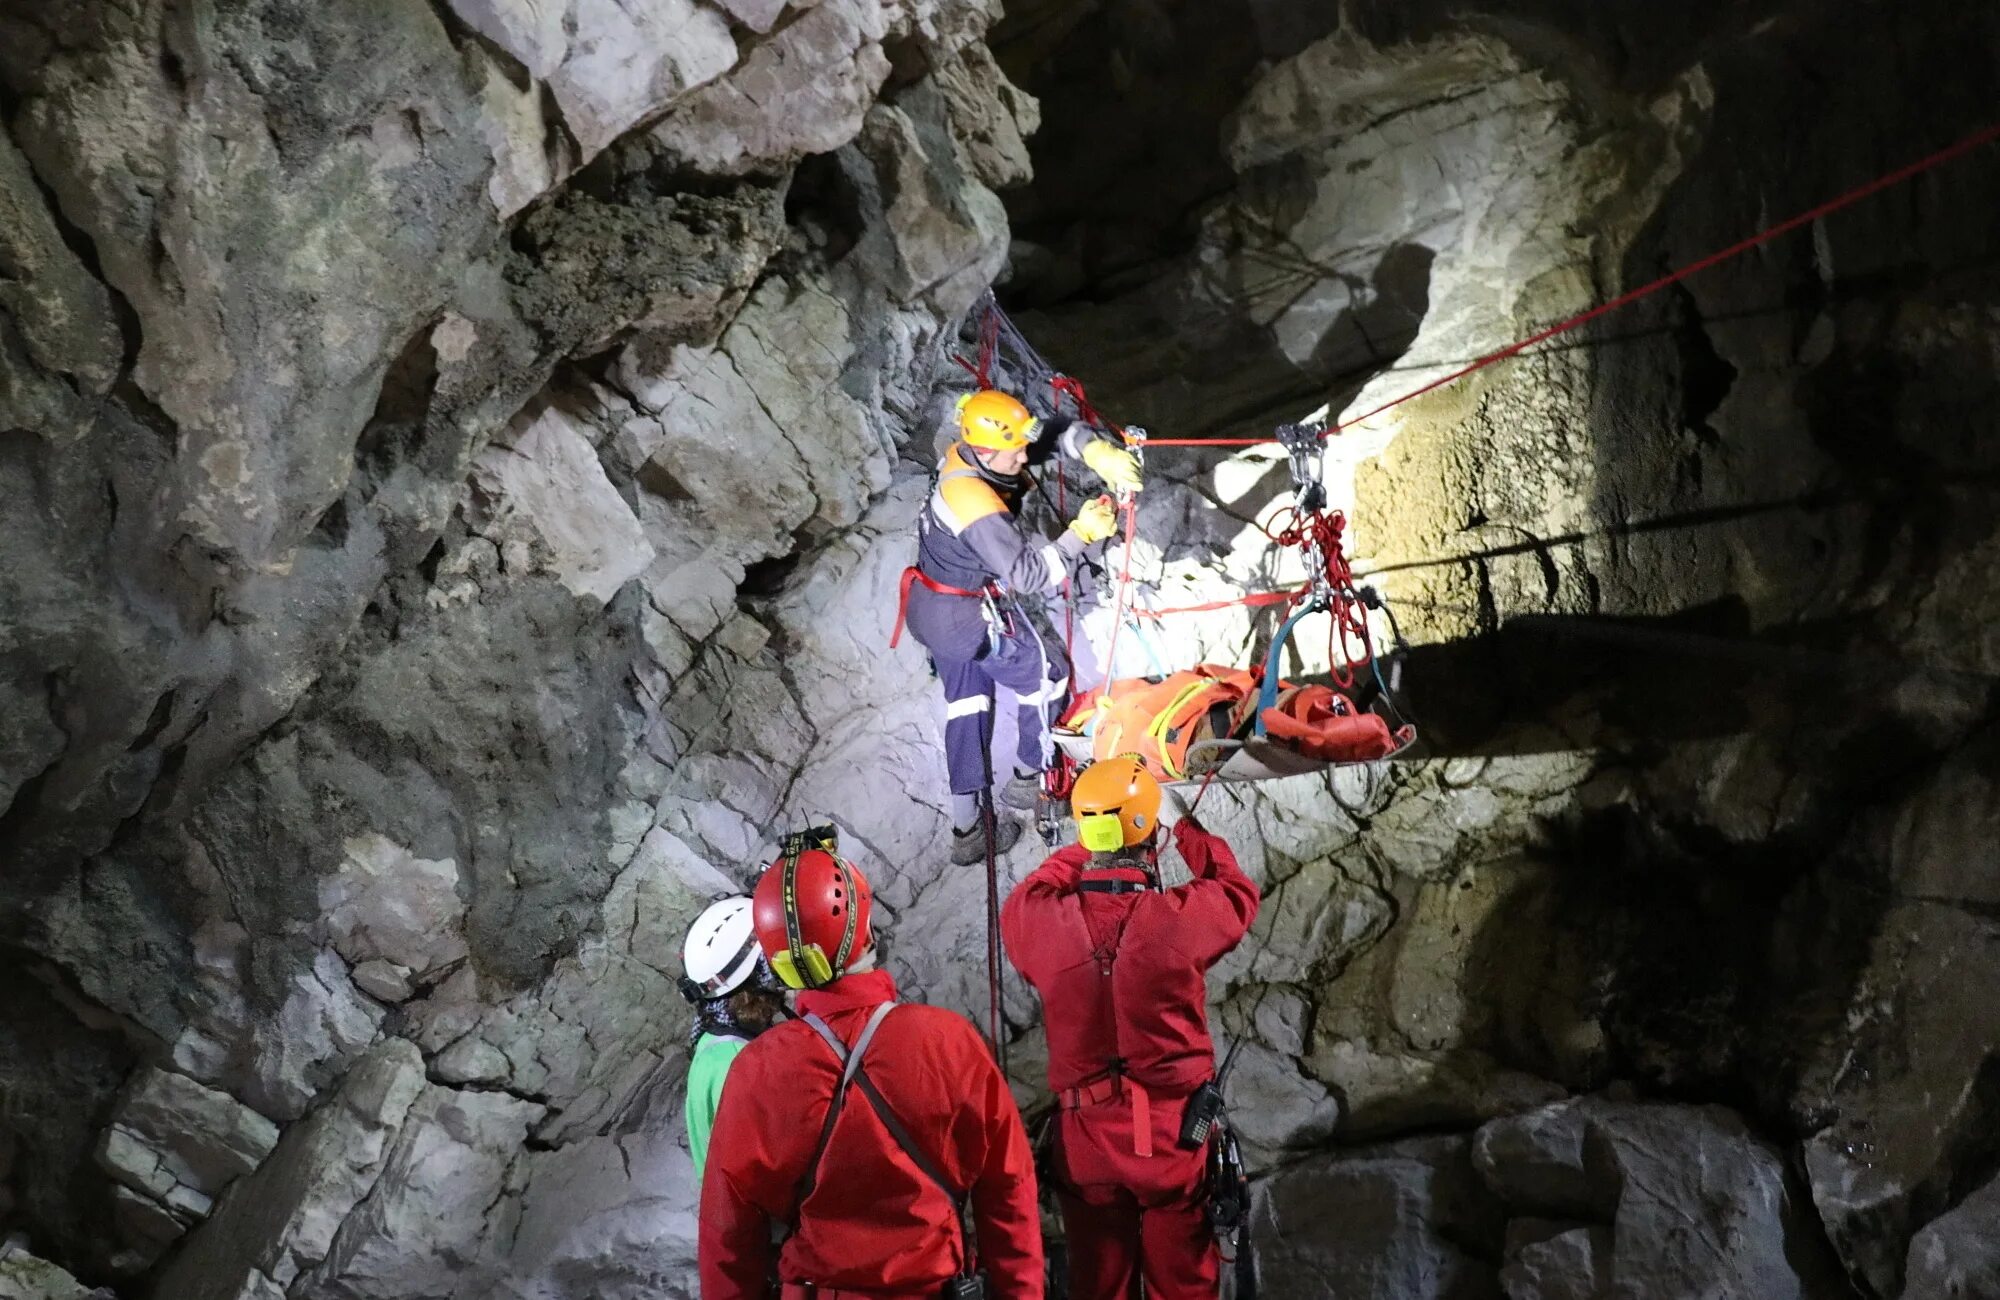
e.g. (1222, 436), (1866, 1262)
(962, 440), (1024, 487)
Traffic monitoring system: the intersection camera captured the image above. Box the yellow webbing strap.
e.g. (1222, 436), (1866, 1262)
(1145, 678), (1215, 781)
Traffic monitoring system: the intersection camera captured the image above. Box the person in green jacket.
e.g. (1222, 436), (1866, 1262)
(679, 896), (787, 1179)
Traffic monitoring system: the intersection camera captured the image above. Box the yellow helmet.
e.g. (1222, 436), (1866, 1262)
(1072, 755), (1163, 851)
(957, 390), (1041, 451)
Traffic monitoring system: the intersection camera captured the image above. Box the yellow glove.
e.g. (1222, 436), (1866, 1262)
(1081, 439), (1143, 495)
(1068, 495), (1118, 544)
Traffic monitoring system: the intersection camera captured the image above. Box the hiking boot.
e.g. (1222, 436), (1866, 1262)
(1002, 772), (1045, 810)
(951, 816), (1023, 865)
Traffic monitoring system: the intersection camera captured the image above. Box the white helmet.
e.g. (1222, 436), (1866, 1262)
(681, 896), (760, 1000)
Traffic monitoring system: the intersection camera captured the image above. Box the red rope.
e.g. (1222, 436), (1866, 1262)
(1188, 765), (1222, 814)
(978, 310), (999, 388)
(1136, 119), (2000, 449)
(1261, 506), (1372, 687)
(1138, 436), (1272, 447)
(1131, 589), (1301, 619)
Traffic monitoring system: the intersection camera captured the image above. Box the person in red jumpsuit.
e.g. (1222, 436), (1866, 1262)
(701, 829), (1044, 1300)
(1001, 758), (1260, 1299)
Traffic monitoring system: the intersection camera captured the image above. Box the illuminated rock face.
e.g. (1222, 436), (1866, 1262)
(995, 3), (2000, 1297)
(0, 2), (1996, 1298)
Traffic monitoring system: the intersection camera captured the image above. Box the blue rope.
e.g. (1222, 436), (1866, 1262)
(1120, 612), (1173, 678)
(1254, 603), (1322, 737)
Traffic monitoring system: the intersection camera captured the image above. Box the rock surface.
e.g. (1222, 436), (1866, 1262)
(1, 0), (1997, 1296)
(0, 1244), (106, 1300)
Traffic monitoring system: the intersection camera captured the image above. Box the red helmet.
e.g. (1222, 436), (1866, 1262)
(752, 835), (873, 991)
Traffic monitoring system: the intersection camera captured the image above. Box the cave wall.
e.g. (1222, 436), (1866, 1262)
(996, 1), (2000, 1297)
(0, 0), (1035, 1292)
(1, 0), (1997, 1298)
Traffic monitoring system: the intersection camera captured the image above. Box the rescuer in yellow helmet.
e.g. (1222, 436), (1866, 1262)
(1001, 756), (1261, 1299)
(891, 389), (1144, 865)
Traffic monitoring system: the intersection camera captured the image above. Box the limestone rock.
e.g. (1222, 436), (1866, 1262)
(1250, 1134), (1505, 1299)
(466, 44), (572, 217)
(502, 1130), (701, 1299)
(1221, 1041), (1341, 1162)
(93, 1068), (279, 1256)
(649, 0), (894, 174)
(447, 0), (569, 79)
(1498, 1221), (1610, 1300)
(0, 1244), (103, 1300)
(1472, 1105), (1593, 1219)
(289, 1085), (544, 1298)
(1477, 1097), (1845, 1300)
(932, 43), (1040, 190)
(9, 0), (497, 571)
(609, 273), (885, 589)
(323, 835), (472, 983)
(471, 404), (657, 605)
(110, 1185), (183, 1256)
(153, 1040), (428, 1300)
(836, 82), (1011, 316)
(1904, 1171), (2000, 1300)
(1802, 901), (2000, 1297)
(254, 953), (390, 1123)
(547, 0), (738, 159)
(349, 961), (415, 1005)
(508, 175), (788, 358)
(0, 126), (121, 441)
(713, 0), (791, 33)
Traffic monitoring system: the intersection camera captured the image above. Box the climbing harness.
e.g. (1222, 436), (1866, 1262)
(889, 566), (996, 650)
(795, 1003), (989, 1300)
(1058, 861), (1156, 1159)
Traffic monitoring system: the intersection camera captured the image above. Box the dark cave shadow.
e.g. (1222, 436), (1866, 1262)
(1350, 482), (2000, 584)
(1449, 790), (1891, 1211)
(1385, 595), (1987, 761)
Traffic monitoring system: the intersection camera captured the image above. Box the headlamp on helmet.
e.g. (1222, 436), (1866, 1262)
(752, 826), (874, 991)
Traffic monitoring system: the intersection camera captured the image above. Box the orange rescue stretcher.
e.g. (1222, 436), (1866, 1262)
(1051, 664), (1417, 788)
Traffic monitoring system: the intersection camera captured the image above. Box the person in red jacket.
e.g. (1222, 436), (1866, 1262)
(701, 828), (1044, 1300)
(1000, 758), (1260, 1300)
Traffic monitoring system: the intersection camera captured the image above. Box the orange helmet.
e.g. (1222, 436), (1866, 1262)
(751, 832), (874, 990)
(957, 390), (1040, 451)
(1072, 755), (1163, 851)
